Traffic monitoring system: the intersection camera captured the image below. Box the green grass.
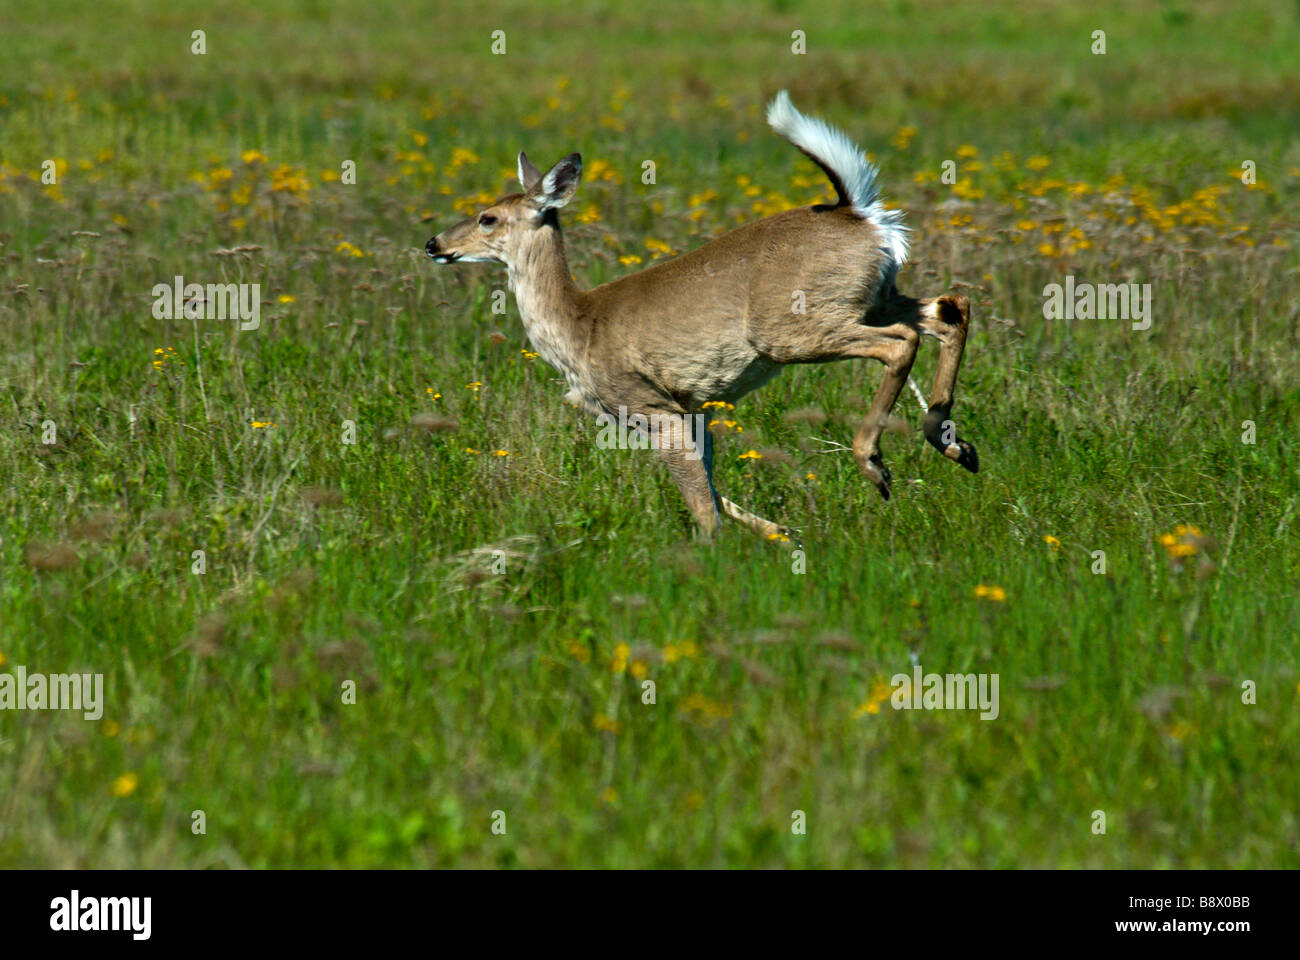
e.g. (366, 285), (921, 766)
(0, 0), (1298, 867)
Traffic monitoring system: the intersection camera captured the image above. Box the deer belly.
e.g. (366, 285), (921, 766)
(676, 347), (781, 405)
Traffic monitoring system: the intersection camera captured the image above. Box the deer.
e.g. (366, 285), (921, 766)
(426, 91), (979, 543)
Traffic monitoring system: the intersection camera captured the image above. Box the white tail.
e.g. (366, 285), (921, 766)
(765, 90), (909, 281)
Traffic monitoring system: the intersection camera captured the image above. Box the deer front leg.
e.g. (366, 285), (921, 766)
(655, 415), (720, 538)
(917, 294), (979, 473)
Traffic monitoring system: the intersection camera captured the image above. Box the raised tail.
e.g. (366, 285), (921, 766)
(766, 90), (909, 277)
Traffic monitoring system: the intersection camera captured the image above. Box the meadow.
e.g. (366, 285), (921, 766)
(0, 0), (1297, 867)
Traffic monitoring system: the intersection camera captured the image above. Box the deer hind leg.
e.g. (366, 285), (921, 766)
(841, 321), (921, 501)
(915, 294), (979, 473)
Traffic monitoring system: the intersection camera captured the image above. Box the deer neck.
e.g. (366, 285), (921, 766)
(507, 223), (589, 386)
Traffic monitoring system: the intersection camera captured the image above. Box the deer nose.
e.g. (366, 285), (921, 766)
(425, 237), (439, 257)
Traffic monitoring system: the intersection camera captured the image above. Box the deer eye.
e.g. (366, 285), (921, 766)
(478, 214), (498, 228)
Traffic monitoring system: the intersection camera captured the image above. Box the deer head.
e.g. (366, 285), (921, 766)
(425, 152), (583, 267)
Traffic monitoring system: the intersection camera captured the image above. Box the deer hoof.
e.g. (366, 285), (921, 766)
(945, 439), (979, 474)
(860, 455), (892, 501)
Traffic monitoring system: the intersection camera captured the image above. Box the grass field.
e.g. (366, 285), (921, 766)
(1, 0), (1297, 868)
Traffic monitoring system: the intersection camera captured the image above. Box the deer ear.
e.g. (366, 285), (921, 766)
(528, 153), (582, 211)
(517, 151), (543, 192)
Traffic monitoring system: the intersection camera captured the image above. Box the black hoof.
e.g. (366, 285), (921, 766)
(871, 458), (892, 501)
(955, 439), (979, 474)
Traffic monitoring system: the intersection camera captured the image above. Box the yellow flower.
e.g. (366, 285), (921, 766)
(890, 125), (917, 150)
(644, 237), (673, 257)
(766, 532), (790, 542)
(956, 144), (979, 159)
(1026, 155), (1051, 171)
(0, 651), (6, 666)
(251, 421), (276, 429)
(335, 241), (366, 257)
(520, 349), (539, 360)
(593, 715), (621, 734)
(611, 642), (630, 673)
(585, 158), (621, 183)
(269, 164), (310, 196)
(493, 449), (510, 457)
(738, 450), (763, 460)
(465, 381), (482, 391)
(1159, 525), (1206, 561)
(853, 680), (897, 718)
(662, 644), (681, 664)
(412, 131), (428, 147)
(464, 447), (480, 454)
(426, 388), (441, 399)
(241, 149), (267, 165)
(619, 254), (643, 266)
(682, 693), (732, 720)
(679, 639), (699, 659)
(111, 773), (138, 797)
(277, 294), (295, 303)
(974, 584), (1007, 602)
(448, 146), (480, 167)
(567, 640), (591, 663)
(1043, 535), (1061, 549)
(630, 660), (649, 680)
(1016, 219), (1037, 231)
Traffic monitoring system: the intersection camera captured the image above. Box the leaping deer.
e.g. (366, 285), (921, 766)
(426, 91), (979, 541)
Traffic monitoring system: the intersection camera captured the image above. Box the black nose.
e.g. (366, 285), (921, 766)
(425, 237), (438, 256)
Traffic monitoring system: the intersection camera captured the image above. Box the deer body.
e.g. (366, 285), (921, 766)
(428, 92), (979, 541)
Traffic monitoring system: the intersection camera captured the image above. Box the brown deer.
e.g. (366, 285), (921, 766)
(426, 91), (978, 542)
